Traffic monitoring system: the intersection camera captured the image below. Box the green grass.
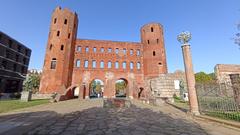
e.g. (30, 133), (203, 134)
(0, 99), (49, 113)
(173, 96), (190, 110)
(205, 111), (240, 122)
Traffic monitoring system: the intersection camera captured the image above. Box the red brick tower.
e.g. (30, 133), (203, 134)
(141, 23), (168, 78)
(39, 7), (78, 94)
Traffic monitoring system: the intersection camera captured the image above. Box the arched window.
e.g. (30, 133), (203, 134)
(137, 49), (140, 56)
(92, 60), (96, 68)
(84, 60), (88, 68)
(108, 61), (112, 68)
(50, 58), (57, 69)
(100, 61), (104, 69)
(130, 49), (133, 55)
(77, 46), (81, 52)
(54, 18), (57, 24)
(115, 61), (119, 69)
(93, 47), (97, 53)
(108, 48), (112, 53)
(85, 47), (89, 53)
(123, 48), (126, 55)
(130, 62), (134, 70)
(137, 62), (141, 70)
(115, 48), (119, 54)
(122, 61), (126, 69)
(76, 59), (80, 67)
(57, 31), (60, 36)
(64, 19), (67, 24)
(101, 47), (104, 53)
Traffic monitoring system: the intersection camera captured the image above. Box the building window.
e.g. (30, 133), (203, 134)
(130, 62), (134, 70)
(108, 48), (112, 53)
(153, 51), (156, 56)
(115, 61), (119, 69)
(77, 46), (81, 52)
(13, 64), (17, 72)
(108, 61), (112, 68)
(122, 61), (126, 69)
(68, 33), (71, 39)
(76, 59), (80, 67)
(6, 50), (10, 58)
(8, 40), (12, 48)
(54, 18), (57, 24)
(137, 62), (141, 70)
(85, 47), (89, 53)
(137, 50), (140, 56)
(123, 48), (126, 55)
(151, 27), (153, 32)
(157, 39), (159, 44)
(101, 47), (104, 53)
(15, 54), (19, 62)
(57, 31), (60, 36)
(130, 49), (133, 55)
(50, 58), (57, 69)
(84, 60), (88, 68)
(61, 45), (64, 51)
(17, 45), (21, 52)
(64, 19), (67, 24)
(23, 58), (27, 64)
(25, 49), (29, 56)
(100, 61), (104, 69)
(147, 40), (150, 44)
(21, 66), (25, 73)
(2, 60), (7, 69)
(93, 47), (97, 53)
(92, 60), (96, 68)
(115, 48), (119, 54)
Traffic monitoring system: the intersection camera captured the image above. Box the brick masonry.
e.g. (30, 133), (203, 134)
(39, 7), (169, 99)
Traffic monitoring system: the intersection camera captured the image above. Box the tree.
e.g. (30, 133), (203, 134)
(23, 73), (40, 93)
(195, 72), (213, 84)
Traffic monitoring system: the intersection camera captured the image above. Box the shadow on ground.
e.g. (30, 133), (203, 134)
(0, 105), (208, 135)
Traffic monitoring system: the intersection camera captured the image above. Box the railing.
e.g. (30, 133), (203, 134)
(196, 83), (240, 122)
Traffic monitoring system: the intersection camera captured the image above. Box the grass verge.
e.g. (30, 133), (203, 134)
(0, 99), (49, 113)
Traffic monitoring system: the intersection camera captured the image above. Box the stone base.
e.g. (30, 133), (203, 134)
(21, 91), (32, 102)
(103, 98), (131, 108)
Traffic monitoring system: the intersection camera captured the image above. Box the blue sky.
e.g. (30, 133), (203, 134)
(0, 0), (239, 73)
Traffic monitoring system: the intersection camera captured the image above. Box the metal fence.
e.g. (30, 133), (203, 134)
(196, 83), (240, 122)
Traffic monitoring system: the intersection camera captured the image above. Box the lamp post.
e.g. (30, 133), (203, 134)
(177, 31), (200, 115)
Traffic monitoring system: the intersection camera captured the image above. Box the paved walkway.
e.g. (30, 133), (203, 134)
(0, 99), (239, 135)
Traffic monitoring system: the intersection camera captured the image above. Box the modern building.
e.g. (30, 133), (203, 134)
(0, 31), (31, 93)
(40, 7), (168, 100)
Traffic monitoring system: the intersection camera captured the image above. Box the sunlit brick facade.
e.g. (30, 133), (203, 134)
(39, 7), (168, 99)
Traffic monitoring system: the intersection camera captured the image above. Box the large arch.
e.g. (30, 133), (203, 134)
(89, 79), (104, 99)
(115, 78), (128, 98)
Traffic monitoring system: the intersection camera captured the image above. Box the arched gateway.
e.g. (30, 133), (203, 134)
(39, 7), (168, 100)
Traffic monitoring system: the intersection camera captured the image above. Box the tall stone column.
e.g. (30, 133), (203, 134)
(178, 31), (200, 115)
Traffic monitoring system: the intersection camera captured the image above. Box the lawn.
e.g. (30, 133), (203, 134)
(0, 99), (50, 113)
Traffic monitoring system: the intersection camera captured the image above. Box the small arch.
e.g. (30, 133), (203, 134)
(57, 31), (60, 36)
(64, 19), (68, 24)
(89, 79), (104, 99)
(138, 87), (144, 98)
(54, 18), (57, 24)
(115, 78), (128, 98)
(153, 51), (156, 56)
(151, 27), (154, 32)
(147, 40), (150, 44)
(76, 59), (80, 67)
(49, 44), (53, 50)
(50, 58), (57, 69)
(60, 45), (64, 50)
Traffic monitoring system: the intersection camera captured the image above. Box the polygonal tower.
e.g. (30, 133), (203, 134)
(141, 23), (168, 78)
(39, 7), (78, 94)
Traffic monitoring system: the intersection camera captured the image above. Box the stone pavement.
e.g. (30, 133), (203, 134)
(0, 99), (239, 135)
